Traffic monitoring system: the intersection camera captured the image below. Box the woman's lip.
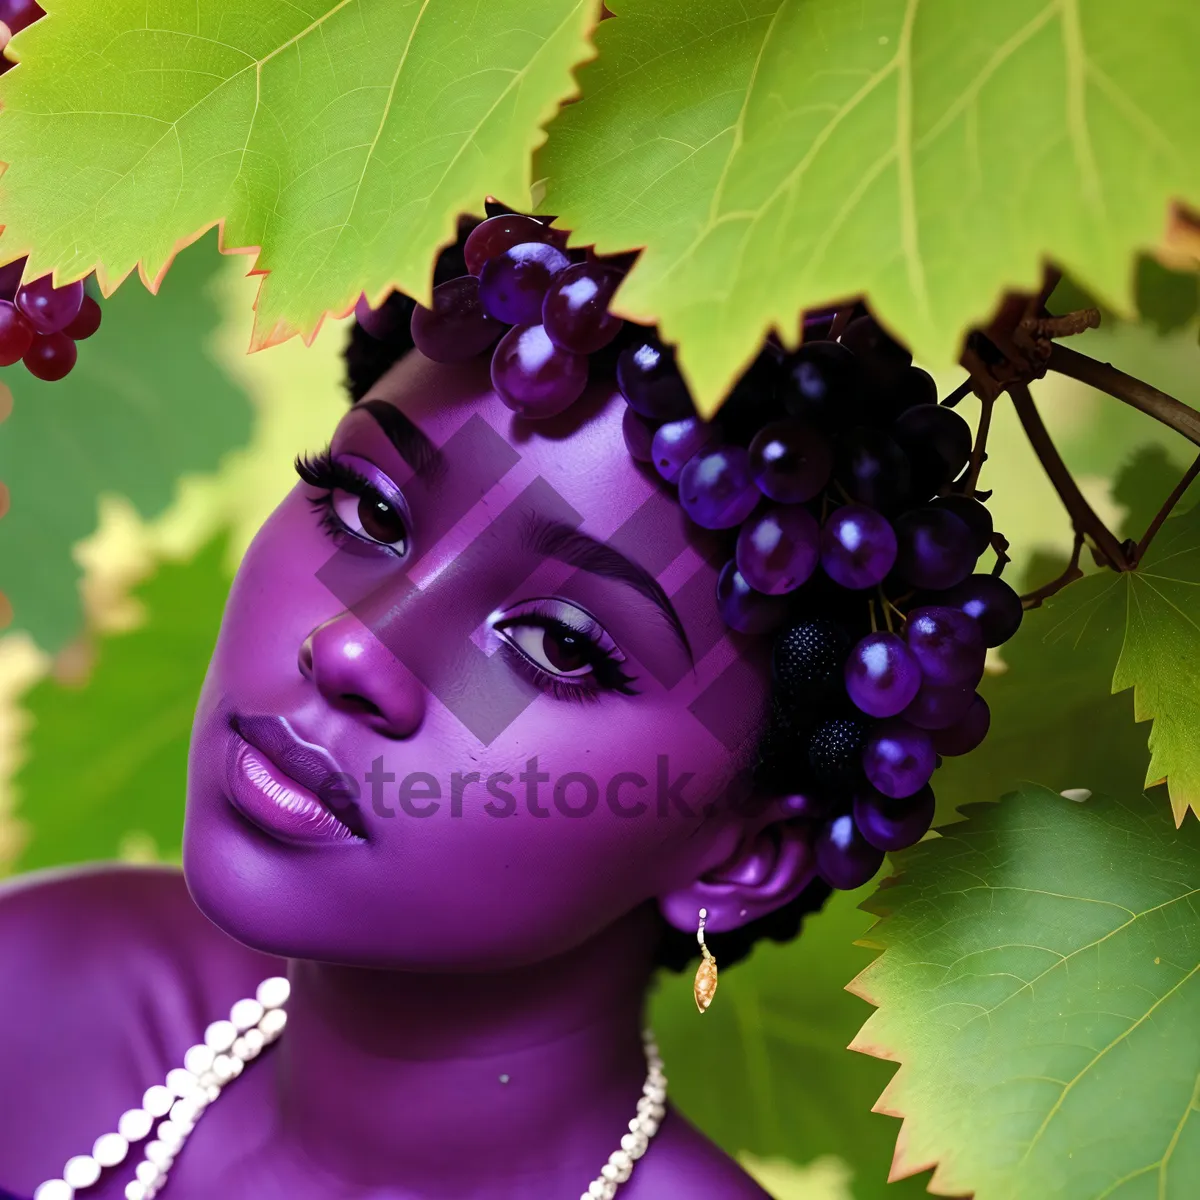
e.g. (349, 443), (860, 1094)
(225, 734), (366, 846)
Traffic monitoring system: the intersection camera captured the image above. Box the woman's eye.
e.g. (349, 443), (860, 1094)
(501, 623), (596, 678)
(332, 488), (408, 548)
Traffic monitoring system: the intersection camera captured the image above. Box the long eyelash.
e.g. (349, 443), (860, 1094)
(296, 448), (407, 554)
(496, 615), (639, 699)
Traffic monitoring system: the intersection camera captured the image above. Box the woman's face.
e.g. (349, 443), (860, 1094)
(185, 352), (807, 969)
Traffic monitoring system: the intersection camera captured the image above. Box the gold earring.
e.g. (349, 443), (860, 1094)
(693, 907), (718, 1014)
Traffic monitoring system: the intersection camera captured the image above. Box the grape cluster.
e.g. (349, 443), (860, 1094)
(0, 257), (103, 381)
(355, 209), (1021, 894)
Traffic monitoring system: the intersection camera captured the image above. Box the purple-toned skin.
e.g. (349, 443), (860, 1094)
(0, 355), (820, 1198)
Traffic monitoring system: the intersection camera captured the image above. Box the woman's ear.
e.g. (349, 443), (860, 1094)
(657, 794), (820, 935)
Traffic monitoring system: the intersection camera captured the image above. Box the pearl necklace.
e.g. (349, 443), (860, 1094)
(33, 976), (667, 1200)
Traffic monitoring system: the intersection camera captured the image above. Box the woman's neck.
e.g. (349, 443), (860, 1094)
(268, 902), (664, 1194)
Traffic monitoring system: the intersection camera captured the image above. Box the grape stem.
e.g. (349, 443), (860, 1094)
(1008, 382), (1132, 571)
(1047, 343), (1200, 449)
(1134, 451), (1200, 564)
(962, 392), (995, 493)
(940, 378), (973, 408)
(1020, 532), (1084, 609)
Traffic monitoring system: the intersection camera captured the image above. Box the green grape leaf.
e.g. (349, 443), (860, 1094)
(851, 784), (1200, 1199)
(1042, 500), (1200, 824)
(0, 0), (598, 348)
(11, 536), (231, 871)
(1136, 256), (1200, 336)
(650, 887), (931, 1200)
(0, 232), (250, 651)
(538, 0), (1200, 415)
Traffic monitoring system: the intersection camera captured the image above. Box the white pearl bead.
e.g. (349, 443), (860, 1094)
(135, 1161), (162, 1186)
(204, 1019), (237, 1053)
(230, 997), (265, 1030)
(142, 1085), (173, 1118)
(643, 1083), (665, 1104)
(206, 1084), (221, 1102)
(256, 976), (290, 1009)
(118, 1108), (153, 1141)
(608, 1148), (633, 1173)
(638, 1116), (659, 1137)
(166, 1067), (199, 1097)
(620, 1130), (649, 1159)
(259, 1007), (287, 1042)
(212, 1053), (238, 1082)
(93, 1132), (129, 1167)
(183, 1044), (215, 1075)
(170, 1096), (202, 1127)
(33, 1182), (73, 1200)
(62, 1156), (99, 1188)
(144, 1140), (174, 1168)
(124, 1182), (147, 1200)
(156, 1120), (185, 1151)
(231, 1036), (254, 1061)
(242, 1027), (266, 1056)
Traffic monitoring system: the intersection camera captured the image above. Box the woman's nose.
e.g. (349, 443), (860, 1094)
(299, 612), (426, 739)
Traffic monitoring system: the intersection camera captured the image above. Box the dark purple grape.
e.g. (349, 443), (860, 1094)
(772, 619), (853, 706)
(892, 404), (973, 499)
(931, 694), (990, 756)
(820, 505), (897, 590)
(780, 341), (864, 429)
(15, 275), (84, 335)
(930, 495), (992, 557)
(717, 353), (782, 445)
(410, 275), (503, 363)
(838, 315), (912, 380)
(894, 507), (976, 590)
(890, 366), (938, 415)
(815, 813), (885, 890)
(808, 718), (868, 787)
(489, 324), (586, 419)
(941, 574), (1023, 647)
(901, 678), (975, 730)
(853, 785), (935, 851)
(62, 294), (101, 340)
(621, 406), (657, 463)
(845, 632), (921, 718)
(479, 242), (570, 325)
(834, 427), (912, 513)
(863, 720), (936, 798)
(749, 419), (832, 503)
(23, 331), (77, 381)
(779, 791), (832, 821)
(678, 445), (760, 529)
(617, 337), (693, 421)
(354, 292), (404, 340)
(715, 561), (789, 634)
(651, 416), (718, 483)
(905, 605), (985, 687)
(464, 213), (561, 275)
(0, 256), (26, 302)
(0, 299), (34, 365)
(1, 0), (44, 34)
(736, 505), (820, 595)
(542, 262), (623, 354)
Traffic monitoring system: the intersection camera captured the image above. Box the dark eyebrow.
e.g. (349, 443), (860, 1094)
(357, 399), (445, 483)
(525, 516), (693, 663)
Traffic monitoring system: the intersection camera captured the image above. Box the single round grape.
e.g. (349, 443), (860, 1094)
(780, 341), (864, 429)
(890, 365), (938, 415)
(0, 299), (34, 366)
(931, 694), (990, 756)
(834, 426), (912, 513)
(941, 573), (1023, 647)
(1, 0), (44, 34)
(838, 315), (912, 378)
(678, 445), (760, 529)
(62, 293), (102, 341)
(930, 494), (993, 557)
(863, 719), (936, 799)
(815, 813), (885, 890)
(410, 275), (503, 363)
(542, 262), (624, 354)
(489, 324), (587, 419)
(901, 678), (975, 730)
(820, 505), (897, 590)
(463, 214), (561, 275)
(853, 785), (935, 852)
(0, 256), (26, 302)
(904, 605), (985, 687)
(845, 632), (922, 719)
(736, 505), (820, 595)
(479, 242), (570, 325)
(892, 404), (973, 499)
(894, 507), (976, 590)
(808, 717), (868, 787)
(749, 419), (832, 503)
(616, 337), (693, 421)
(15, 275), (84, 335)
(354, 292), (405, 340)
(772, 618), (853, 706)
(715, 561), (789, 634)
(23, 331), (77, 381)
(621, 405), (657, 463)
(651, 416), (718, 483)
